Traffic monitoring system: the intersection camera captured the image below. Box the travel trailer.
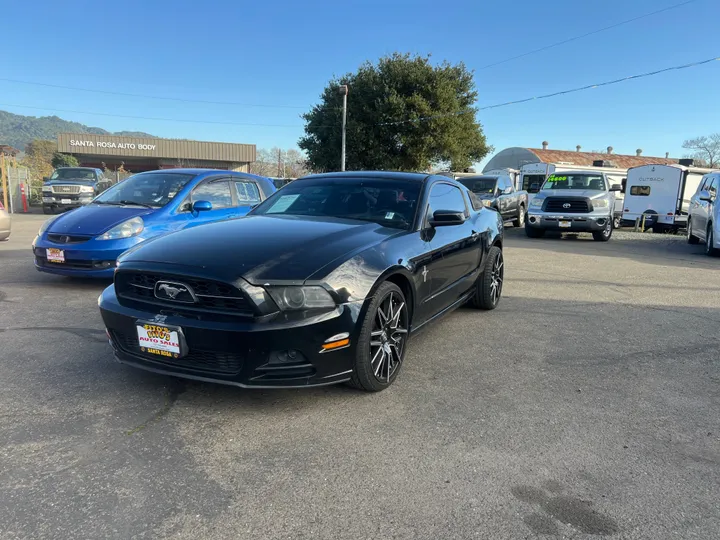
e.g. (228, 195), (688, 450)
(622, 163), (716, 232)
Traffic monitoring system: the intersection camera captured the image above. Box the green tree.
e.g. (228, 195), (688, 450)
(299, 53), (491, 172)
(21, 139), (55, 182)
(51, 153), (79, 168)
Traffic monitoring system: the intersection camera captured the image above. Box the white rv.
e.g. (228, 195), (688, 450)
(521, 161), (627, 224)
(622, 164), (716, 232)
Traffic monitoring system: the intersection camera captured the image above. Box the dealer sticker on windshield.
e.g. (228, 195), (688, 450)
(136, 323), (182, 358)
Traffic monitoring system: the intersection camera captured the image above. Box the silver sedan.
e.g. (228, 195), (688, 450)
(0, 201), (10, 241)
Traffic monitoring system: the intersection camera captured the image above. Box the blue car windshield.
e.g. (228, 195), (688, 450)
(250, 178), (421, 230)
(94, 172), (195, 208)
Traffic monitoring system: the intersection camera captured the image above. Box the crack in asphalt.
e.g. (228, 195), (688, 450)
(0, 326), (107, 342)
(126, 379), (188, 436)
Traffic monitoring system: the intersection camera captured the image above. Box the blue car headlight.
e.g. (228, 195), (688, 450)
(38, 214), (61, 235)
(97, 217), (144, 241)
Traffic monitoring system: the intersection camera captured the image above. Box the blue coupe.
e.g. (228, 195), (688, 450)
(32, 169), (276, 278)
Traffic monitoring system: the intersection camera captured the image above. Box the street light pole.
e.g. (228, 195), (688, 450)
(339, 85), (348, 171)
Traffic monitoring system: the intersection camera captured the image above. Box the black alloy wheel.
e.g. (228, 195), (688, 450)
(687, 218), (699, 244)
(349, 281), (409, 392)
(592, 220), (613, 242)
(706, 226), (718, 257)
(470, 246), (503, 310)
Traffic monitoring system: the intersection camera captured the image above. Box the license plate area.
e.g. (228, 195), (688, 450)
(136, 321), (187, 358)
(61, 198), (72, 204)
(46, 248), (65, 263)
(559, 220), (572, 228)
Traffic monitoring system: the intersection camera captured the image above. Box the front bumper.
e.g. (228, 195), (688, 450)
(32, 235), (142, 278)
(526, 213), (610, 231)
(42, 195), (93, 210)
(98, 285), (360, 388)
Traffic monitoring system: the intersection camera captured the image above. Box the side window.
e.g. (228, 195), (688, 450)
(427, 183), (467, 222)
(708, 177), (718, 196)
(192, 180), (233, 209)
(698, 177), (709, 193)
(502, 177), (513, 193)
(234, 181), (261, 206)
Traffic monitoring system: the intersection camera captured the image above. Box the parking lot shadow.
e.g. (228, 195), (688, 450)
(505, 228), (719, 270)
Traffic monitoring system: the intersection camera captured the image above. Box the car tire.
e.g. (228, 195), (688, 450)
(613, 215), (621, 229)
(43, 206), (54, 215)
(592, 220), (613, 242)
(469, 246), (503, 310)
(687, 218), (699, 244)
(512, 205), (526, 227)
(348, 281), (409, 392)
(706, 225), (718, 257)
(525, 226), (545, 238)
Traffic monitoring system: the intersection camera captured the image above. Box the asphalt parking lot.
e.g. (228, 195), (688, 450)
(1, 214), (719, 540)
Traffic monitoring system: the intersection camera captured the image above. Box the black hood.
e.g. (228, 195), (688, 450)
(120, 214), (401, 284)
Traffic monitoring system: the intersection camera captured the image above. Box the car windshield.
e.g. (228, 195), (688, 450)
(458, 177), (498, 194)
(542, 174), (606, 190)
(93, 172), (195, 208)
(50, 169), (97, 181)
(250, 178), (421, 229)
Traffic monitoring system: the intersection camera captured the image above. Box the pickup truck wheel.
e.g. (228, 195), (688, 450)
(512, 205), (525, 227)
(469, 246), (503, 310)
(706, 225), (718, 257)
(687, 218), (699, 244)
(525, 226), (545, 238)
(42, 206), (54, 215)
(592, 220), (613, 242)
(613, 215), (621, 229)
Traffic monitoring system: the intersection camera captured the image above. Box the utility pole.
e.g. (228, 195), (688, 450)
(339, 85), (349, 171)
(0, 153), (8, 210)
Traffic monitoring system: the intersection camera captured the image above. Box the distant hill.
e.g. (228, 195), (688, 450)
(0, 110), (156, 152)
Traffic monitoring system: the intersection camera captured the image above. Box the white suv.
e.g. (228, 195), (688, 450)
(687, 172), (719, 256)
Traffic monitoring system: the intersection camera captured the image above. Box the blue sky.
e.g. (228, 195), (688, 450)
(3, 0), (719, 167)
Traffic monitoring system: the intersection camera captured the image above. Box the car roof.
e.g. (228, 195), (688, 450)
(550, 170), (606, 176)
(299, 171), (432, 183)
(56, 166), (97, 170)
(132, 168), (270, 181)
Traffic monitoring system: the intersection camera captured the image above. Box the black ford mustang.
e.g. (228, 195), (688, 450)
(99, 172), (504, 392)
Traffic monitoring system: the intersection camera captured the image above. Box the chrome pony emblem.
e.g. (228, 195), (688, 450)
(154, 281), (197, 303)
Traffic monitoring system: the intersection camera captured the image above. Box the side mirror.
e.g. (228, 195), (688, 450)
(429, 209), (465, 227)
(494, 187), (502, 197)
(192, 200), (213, 213)
(528, 183), (540, 194)
(699, 190), (713, 202)
(610, 184), (622, 192)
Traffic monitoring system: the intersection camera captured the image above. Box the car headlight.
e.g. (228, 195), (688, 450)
(38, 214), (61, 235)
(97, 217), (144, 240)
(592, 198), (609, 209)
(42, 187), (52, 193)
(266, 286), (336, 311)
(79, 186), (95, 193)
(482, 199), (493, 207)
(529, 198), (544, 208)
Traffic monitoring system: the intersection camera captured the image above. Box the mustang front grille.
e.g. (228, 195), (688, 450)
(115, 271), (254, 315)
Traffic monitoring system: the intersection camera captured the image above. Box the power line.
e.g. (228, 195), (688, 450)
(377, 56), (720, 125)
(478, 0), (700, 71)
(0, 78), (308, 109)
(2, 56), (717, 129)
